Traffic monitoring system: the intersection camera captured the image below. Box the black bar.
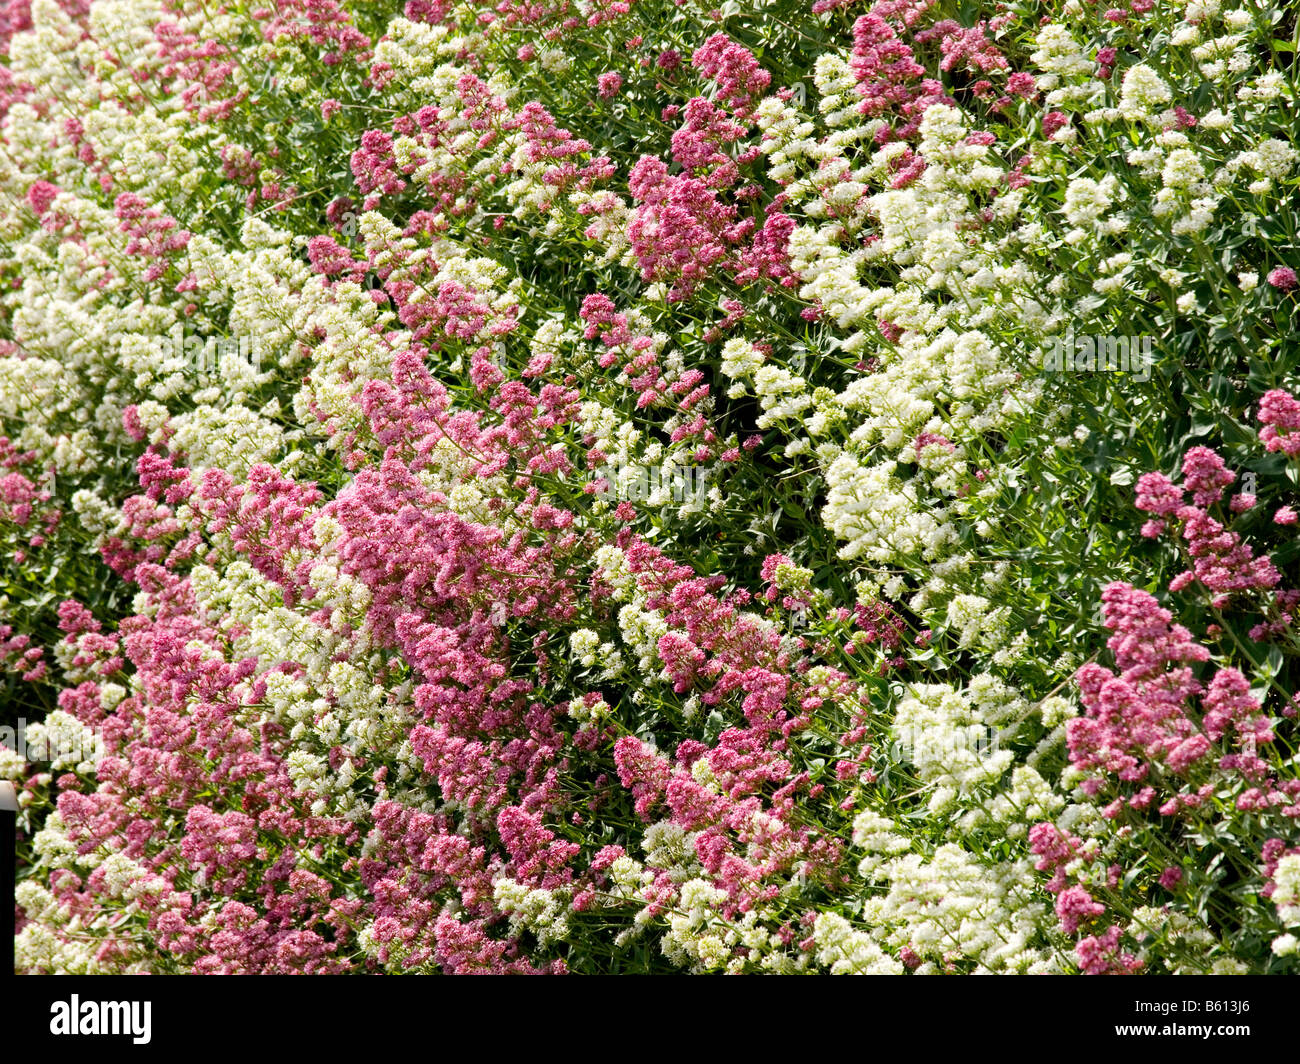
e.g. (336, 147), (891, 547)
(1, 780), (14, 977)
(0, 970), (1293, 1053)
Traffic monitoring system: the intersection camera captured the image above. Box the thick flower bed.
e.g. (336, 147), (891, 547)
(2, 0), (1299, 974)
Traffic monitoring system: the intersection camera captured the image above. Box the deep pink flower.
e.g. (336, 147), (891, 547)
(1268, 267), (1298, 291)
(597, 71), (623, 98)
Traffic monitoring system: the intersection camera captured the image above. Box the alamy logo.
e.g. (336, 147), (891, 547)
(0, 718), (104, 765)
(891, 724), (1004, 765)
(595, 460), (711, 508)
(149, 324), (267, 379)
(50, 996), (151, 1044)
(1042, 329), (1152, 382)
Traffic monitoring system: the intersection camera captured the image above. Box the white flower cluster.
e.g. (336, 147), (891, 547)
(0, 5), (308, 499)
(22, 710), (105, 774)
(892, 677), (1018, 816)
(811, 912), (904, 974)
(754, 71), (1054, 658)
(569, 627), (624, 679)
(660, 878), (775, 973)
(1273, 856), (1300, 927)
(493, 879), (571, 947)
(861, 845), (1059, 973)
(1118, 64), (1174, 124)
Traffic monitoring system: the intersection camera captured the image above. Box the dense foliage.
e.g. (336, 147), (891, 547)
(2, 0), (1300, 973)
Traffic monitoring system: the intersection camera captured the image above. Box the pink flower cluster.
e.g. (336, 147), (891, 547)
(113, 194), (192, 283)
(1258, 389), (1300, 458)
(0, 250), (900, 972)
(0, 436), (61, 563)
(850, 12), (951, 140)
(1028, 824), (1141, 973)
(626, 72), (794, 300)
(1135, 446), (1280, 607)
(1070, 583), (1279, 802)
(691, 33), (771, 116)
